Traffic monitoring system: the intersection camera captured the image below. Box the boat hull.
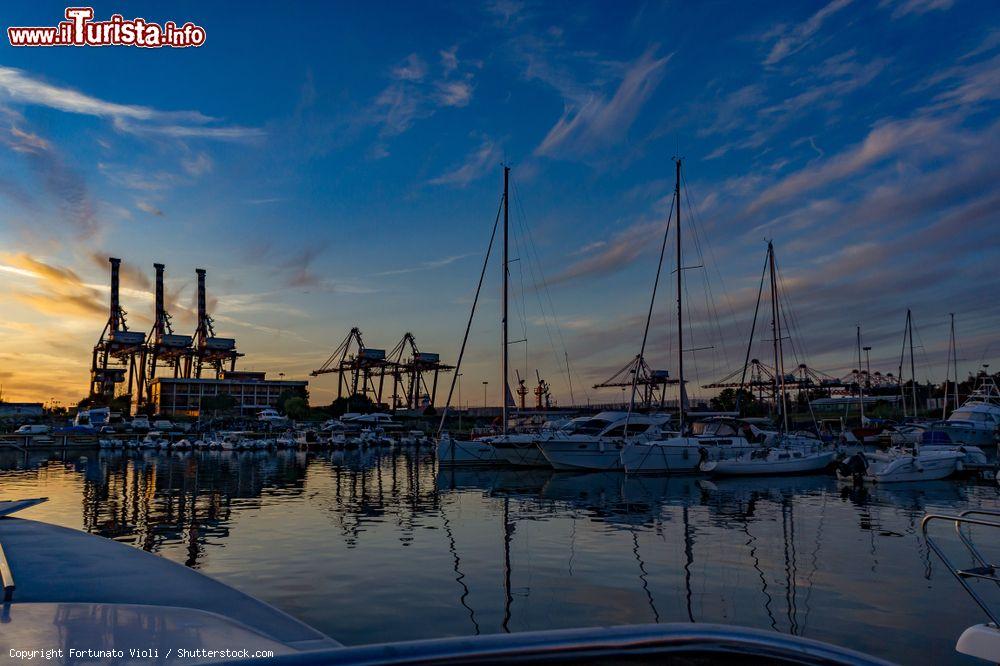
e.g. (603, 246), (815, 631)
(865, 451), (962, 483)
(620, 442), (702, 474)
(492, 442), (550, 467)
(538, 440), (624, 471)
(437, 437), (500, 466)
(703, 451), (835, 476)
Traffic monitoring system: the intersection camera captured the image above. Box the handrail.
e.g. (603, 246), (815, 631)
(921, 512), (1000, 625)
(0, 540), (14, 602)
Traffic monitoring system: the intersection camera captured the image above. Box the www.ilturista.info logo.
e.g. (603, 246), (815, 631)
(8, 7), (206, 48)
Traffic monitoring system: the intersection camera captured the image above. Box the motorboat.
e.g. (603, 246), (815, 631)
(927, 376), (1000, 447)
(437, 432), (501, 466)
(700, 442), (836, 476)
(918, 430), (989, 467)
(536, 412), (670, 471)
(838, 447), (963, 483)
(173, 438), (193, 450)
(257, 408), (288, 425)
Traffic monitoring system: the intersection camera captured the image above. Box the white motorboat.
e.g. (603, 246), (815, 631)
(173, 438), (193, 450)
(537, 412), (669, 471)
(490, 417), (593, 467)
(839, 448), (963, 483)
(701, 445), (836, 476)
(927, 376), (1000, 447)
(437, 433), (501, 466)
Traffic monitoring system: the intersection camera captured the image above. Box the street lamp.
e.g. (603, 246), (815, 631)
(457, 373), (463, 430)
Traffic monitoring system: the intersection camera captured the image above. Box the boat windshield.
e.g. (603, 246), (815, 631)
(601, 423), (655, 437)
(575, 419), (613, 435)
(949, 410), (994, 423)
(692, 421), (739, 437)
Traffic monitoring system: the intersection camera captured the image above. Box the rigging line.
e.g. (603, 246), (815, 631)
(626, 190), (676, 434)
(682, 172), (740, 367)
(437, 195), (504, 436)
(511, 178), (581, 404)
(682, 178), (730, 372)
(738, 252), (770, 408)
(509, 208), (530, 381)
(509, 181), (562, 392)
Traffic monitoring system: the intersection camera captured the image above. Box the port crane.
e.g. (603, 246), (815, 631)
(592, 355), (677, 409)
(89, 258), (146, 403)
(191, 268), (242, 378)
(384, 332), (453, 411)
(136, 263), (194, 410)
(311, 327), (391, 404)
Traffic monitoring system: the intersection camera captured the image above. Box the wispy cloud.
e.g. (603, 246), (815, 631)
(429, 136), (501, 186)
(1, 253), (105, 319)
(374, 253), (475, 277)
(880, 0), (954, 19)
(548, 218), (662, 285)
(136, 200), (164, 216)
(367, 51), (478, 157)
(535, 46), (670, 161)
(0, 66), (263, 141)
(764, 0), (853, 65)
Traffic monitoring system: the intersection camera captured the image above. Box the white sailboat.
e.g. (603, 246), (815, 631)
(620, 159), (708, 475)
(697, 242), (835, 477)
(437, 166), (515, 466)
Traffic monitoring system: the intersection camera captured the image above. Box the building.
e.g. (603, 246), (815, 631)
(150, 371), (308, 417)
(0, 402), (45, 418)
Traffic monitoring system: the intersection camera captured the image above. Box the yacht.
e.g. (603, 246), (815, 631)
(437, 432), (500, 465)
(257, 408), (288, 425)
(927, 376), (1000, 447)
(490, 417), (592, 467)
(536, 412), (669, 471)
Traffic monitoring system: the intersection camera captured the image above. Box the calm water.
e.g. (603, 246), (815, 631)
(2, 447), (998, 663)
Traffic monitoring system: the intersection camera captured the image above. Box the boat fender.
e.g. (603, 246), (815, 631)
(698, 447), (708, 462)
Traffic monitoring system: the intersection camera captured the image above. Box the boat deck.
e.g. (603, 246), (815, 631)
(0, 514), (339, 659)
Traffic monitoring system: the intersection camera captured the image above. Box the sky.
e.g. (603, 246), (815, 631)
(1, 0), (998, 408)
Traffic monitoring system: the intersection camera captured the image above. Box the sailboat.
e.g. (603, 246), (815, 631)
(699, 242), (835, 477)
(436, 167), (510, 466)
(621, 159), (737, 475)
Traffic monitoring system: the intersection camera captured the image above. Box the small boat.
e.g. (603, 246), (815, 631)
(701, 445), (836, 476)
(839, 448), (963, 483)
(173, 438), (193, 450)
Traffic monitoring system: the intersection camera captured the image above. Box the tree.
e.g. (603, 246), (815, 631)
(327, 393), (376, 417)
(710, 388), (753, 412)
(201, 393), (236, 416)
(284, 396), (309, 420)
(276, 387), (309, 414)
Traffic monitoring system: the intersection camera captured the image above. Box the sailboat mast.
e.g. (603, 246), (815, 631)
(675, 158), (685, 433)
(944, 313), (955, 419)
(857, 325), (865, 421)
(502, 166), (510, 437)
(768, 242), (788, 432)
(907, 308), (917, 417)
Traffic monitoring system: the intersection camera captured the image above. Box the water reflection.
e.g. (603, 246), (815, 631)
(1, 447), (998, 663)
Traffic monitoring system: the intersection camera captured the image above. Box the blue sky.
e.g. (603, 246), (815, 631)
(1, 0), (998, 406)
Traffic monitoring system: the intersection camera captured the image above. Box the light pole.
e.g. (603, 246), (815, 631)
(457, 373), (463, 430)
(483, 381), (489, 409)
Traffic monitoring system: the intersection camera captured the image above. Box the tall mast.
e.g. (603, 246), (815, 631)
(768, 242), (788, 432)
(675, 158), (685, 433)
(502, 166), (510, 437)
(944, 313), (955, 418)
(857, 325), (865, 421)
(907, 308), (917, 417)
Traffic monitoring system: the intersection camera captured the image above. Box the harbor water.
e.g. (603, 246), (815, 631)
(1, 447), (997, 664)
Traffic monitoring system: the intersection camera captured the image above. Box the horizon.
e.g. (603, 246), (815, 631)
(2, 0), (999, 408)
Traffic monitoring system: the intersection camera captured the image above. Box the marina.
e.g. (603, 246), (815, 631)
(2, 1), (1000, 663)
